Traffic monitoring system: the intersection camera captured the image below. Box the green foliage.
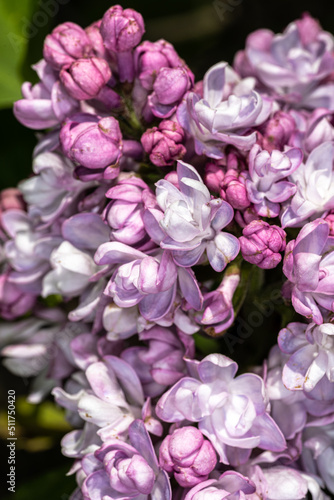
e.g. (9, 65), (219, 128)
(0, 0), (40, 108)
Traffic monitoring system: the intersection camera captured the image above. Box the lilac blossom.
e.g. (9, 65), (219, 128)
(95, 242), (202, 322)
(60, 113), (123, 180)
(2, 210), (62, 294)
(0, 273), (36, 320)
(184, 470), (255, 499)
(18, 152), (88, 227)
(283, 218), (334, 324)
(234, 14), (334, 110)
(288, 109), (334, 156)
(245, 144), (302, 218)
(302, 423), (334, 494)
(260, 110), (296, 152)
(133, 39), (194, 120)
(100, 5), (145, 82)
(281, 141), (334, 228)
(221, 168), (251, 211)
(59, 57), (111, 100)
(146, 160), (240, 272)
(43, 22), (93, 70)
(13, 59), (78, 130)
(159, 426), (217, 487)
(156, 353), (286, 465)
(104, 175), (155, 250)
(177, 62), (272, 157)
(121, 325), (194, 397)
(198, 269), (240, 335)
(81, 420), (171, 500)
(141, 120), (186, 167)
(278, 321), (334, 396)
(239, 220), (286, 269)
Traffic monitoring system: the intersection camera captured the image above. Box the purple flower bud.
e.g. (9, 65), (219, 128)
(149, 67), (193, 118)
(60, 57), (111, 100)
(104, 176), (154, 249)
(60, 113), (122, 177)
(141, 120), (186, 167)
(240, 220), (286, 269)
(0, 189), (25, 226)
(101, 5), (145, 53)
(222, 169), (250, 211)
(43, 22), (93, 70)
(261, 111), (296, 152)
(159, 427), (217, 487)
(325, 212), (334, 235)
(100, 5), (145, 82)
(85, 21), (111, 61)
(204, 162), (225, 193)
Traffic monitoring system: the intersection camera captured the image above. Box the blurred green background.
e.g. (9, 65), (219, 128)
(1, 0), (334, 497)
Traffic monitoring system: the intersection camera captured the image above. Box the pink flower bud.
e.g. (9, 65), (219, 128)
(141, 120), (186, 166)
(159, 427), (217, 487)
(204, 162), (225, 193)
(239, 220), (286, 269)
(262, 111), (296, 152)
(60, 113), (122, 177)
(60, 57), (111, 100)
(101, 5), (145, 53)
(222, 169), (250, 210)
(43, 22), (93, 70)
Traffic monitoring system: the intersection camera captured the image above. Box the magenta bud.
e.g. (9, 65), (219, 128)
(296, 12), (321, 45)
(60, 57), (111, 100)
(240, 220), (286, 269)
(222, 169), (250, 211)
(85, 21), (110, 61)
(325, 212), (334, 236)
(100, 5), (145, 53)
(60, 113), (122, 170)
(159, 427), (217, 487)
(262, 111), (296, 152)
(204, 162), (225, 193)
(43, 22), (93, 70)
(141, 120), (186, 167)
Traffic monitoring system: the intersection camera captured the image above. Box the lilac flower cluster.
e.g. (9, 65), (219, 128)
(1, 6), (334, 499)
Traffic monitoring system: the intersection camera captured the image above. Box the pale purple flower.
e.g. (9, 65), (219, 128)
(104, 175), (155, 250)
(18, 152), (87, 227)
(14, 59), (78, 130)
(245, 144), (302, 218)
(95, 242), (202, 322)
(102, 303), (144, 341)
(234, 14), (334, 109)
(141, 120), (186, 167)
(60, 113), (123, 180)
(43, 22), (93, 70)
(81, 420), (171, 500)
(184, 470), (255, 499)
(0, 272), (36, 320)
(59, 57), (111, 100)
(283, 219), (334, 324)
(42, 241), (100, 298)
(159, 426), (217, 487)
(2, 210), (62, 294)
(239, 220), (286, 269)
(199, 270), (240, 335)
(281, 141), (334, 228)
(156, 353), (286, 465)
(302, 423), (334, 494)
(241, 464), (327, 500)
(278, 321), (334, 396)
(121, 325), (194, 397)
(177, 62), (272, 157)
(288, 109), (334, 156)
(148, 160), (240, 272)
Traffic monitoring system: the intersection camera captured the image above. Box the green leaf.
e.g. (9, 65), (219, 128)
(0, 0), (39, 108)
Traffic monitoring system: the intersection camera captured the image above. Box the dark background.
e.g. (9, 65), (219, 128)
(1, 0), (334, 498)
